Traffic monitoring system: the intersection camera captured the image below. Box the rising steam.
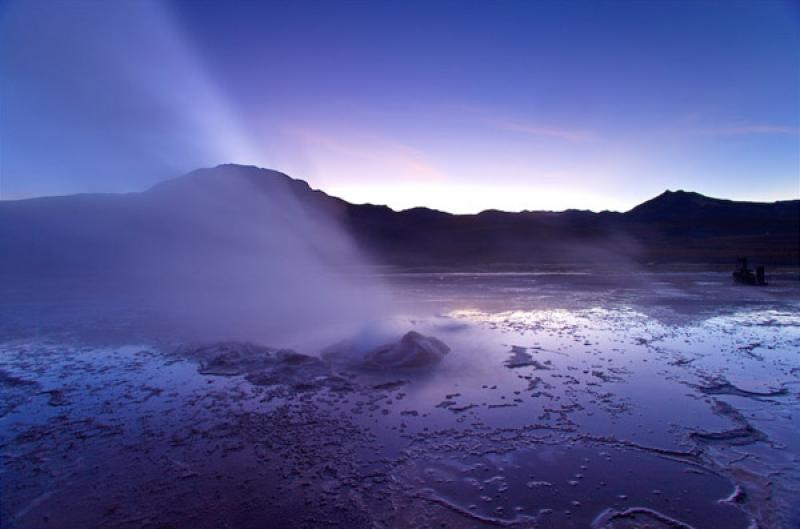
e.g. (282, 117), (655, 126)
(0, 165), (390, 347)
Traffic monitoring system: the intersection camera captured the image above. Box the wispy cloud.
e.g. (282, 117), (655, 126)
(286, 127), (447, 181)
(487, 118), (595, 143)
(450, 104), (595, 144)
(694, 124), (799, 136)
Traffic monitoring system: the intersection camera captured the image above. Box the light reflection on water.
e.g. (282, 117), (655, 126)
(1, 271), (799, 528)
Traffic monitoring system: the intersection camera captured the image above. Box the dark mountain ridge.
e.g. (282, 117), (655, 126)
(1, 165), (797, 278)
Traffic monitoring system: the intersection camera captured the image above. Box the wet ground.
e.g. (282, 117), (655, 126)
(2, 269), (799, 528)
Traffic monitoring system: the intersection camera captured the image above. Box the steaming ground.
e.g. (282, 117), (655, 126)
(2, 269), (799, 529)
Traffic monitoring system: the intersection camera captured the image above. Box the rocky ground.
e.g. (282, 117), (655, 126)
(2, 270), (799, 528)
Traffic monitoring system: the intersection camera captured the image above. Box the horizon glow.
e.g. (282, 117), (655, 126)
(1, 0), (798, 213)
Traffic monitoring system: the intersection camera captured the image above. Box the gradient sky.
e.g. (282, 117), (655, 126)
(1, 0), (798, 212)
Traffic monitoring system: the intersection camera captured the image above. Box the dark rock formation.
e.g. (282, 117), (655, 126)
(183, 341), (334, 390)
(363, 331), (450, 369)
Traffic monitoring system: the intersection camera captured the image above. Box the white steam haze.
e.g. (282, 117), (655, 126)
(0, 1), (391, 348)
(0, 0), (269, 195)
(0, 166), (391, 348)
(143, 166), (390, 346)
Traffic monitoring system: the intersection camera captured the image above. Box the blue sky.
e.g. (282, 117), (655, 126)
(1, 0), (797, 212)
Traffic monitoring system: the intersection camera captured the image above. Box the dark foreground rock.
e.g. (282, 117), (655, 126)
(182, 341), (336, 390)
(323, 331), (451, 371)
(364, 331), (450, 369)
(183, 332), (451, 394)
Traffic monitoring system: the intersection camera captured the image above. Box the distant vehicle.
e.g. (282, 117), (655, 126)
(732, 257), (767, 286)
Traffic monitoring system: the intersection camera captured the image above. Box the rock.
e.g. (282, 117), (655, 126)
(246, 352), (331, 389)
(186, 342), (276, 376)
(182, 342), (334, 389)
(363, 331), (450, 370)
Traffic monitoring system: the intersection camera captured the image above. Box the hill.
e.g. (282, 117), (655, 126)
(0, 165), (797, 282)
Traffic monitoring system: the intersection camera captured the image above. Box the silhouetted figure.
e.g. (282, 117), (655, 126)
(733, 257), (767, 285)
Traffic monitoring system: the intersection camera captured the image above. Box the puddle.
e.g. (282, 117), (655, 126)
(1, 271), (799, 528)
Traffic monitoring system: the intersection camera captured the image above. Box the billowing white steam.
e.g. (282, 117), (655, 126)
(0, 165), (390, 348)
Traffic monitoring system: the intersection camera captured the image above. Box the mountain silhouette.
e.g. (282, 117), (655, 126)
(1, 165), (797, 282)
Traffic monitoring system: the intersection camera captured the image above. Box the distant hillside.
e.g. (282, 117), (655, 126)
(342, 187), (798, 268)
(1, 165), (797, 282)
